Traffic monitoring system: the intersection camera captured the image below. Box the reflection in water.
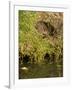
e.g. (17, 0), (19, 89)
(19, 62), (63, 79)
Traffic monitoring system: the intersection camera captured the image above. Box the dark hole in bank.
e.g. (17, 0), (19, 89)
(23, 55), (30, 64)
(44, 53), (56, 64)
(44, 53), (50, 62)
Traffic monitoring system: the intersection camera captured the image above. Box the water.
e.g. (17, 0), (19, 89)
(19, 62), (63, 79)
